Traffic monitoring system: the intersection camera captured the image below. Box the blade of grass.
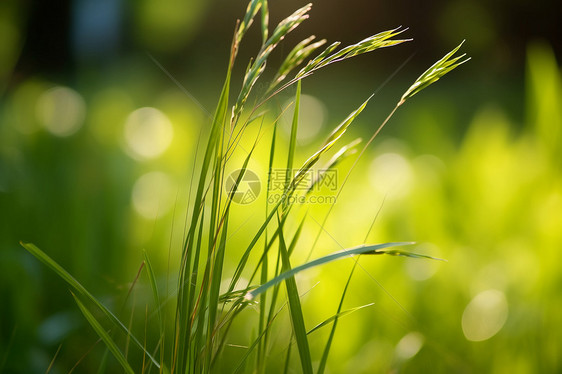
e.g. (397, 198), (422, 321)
(246, 242), (419, 300)
(283, 332), (293, 374)
(0, 326), (16, 372)
(305, 138), (362, 196)
(276, 213), (313, 374)
(232, 271), (318, 374)
(285, 80), (301, 202)
(175, 32), (236, 371)
(232, 300), (284, 374)
(229, 94), (373, 293)
(20, 242), (160, 369)
(306, 43), (469, 264)
(72, 293), (135, 374)
(308, 303), (374, 335)
(316, 263), (355, 374)
(257, 120), (278, 373)
(317, 199), (385, 373)
(143, 250), (164, 370)
(46, 344), (62, 374)
(95, 349), (109, 374)
(205, 215), (229, 372)
(257, 211), (306, 372)
(193, 133), (259, 371)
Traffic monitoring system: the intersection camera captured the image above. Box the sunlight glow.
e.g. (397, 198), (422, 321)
(124, 107), (173, 159)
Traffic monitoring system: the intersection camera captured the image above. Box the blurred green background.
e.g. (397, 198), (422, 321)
(1, 0), (561, 373)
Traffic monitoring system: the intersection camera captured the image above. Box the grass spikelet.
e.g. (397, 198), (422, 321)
(400, 40), (470, 105)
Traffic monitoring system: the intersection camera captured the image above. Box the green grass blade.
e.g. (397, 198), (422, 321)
(306, 138), (362, 196)
(258, 215), (306, 372)
(178, 209), (205, 372)
(205, 215), (229, 371)
(283, 332), (293, 374)
(227, 195), (285, 293)
(232, 299), (285, 374)
(322, 137), (362, 170)
(257, 120), (278, 373)
(377, 249), (445, 260)
(308, 303), (374, 335)
(142, 250), (164, 368)
(276, 213), (313, 374)
(285, 80), (301, 198)
(96, 349), (109, 374)
(175, 52), (233, 372)
(143, 250), (162, 331)
(20, 242), (160, 369)
(317, 263), (356, 374)
(246, 242), (414, 300)
(287, 215), (306, 257)
(72, 294), (135, 374)
(228, 92), (371, 294)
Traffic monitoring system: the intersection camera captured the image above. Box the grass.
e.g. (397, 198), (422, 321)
(20, 0), (467, 372)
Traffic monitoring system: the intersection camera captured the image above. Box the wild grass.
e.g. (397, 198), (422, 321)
(21, 0), (467, 372)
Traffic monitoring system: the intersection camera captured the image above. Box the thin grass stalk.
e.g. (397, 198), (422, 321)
(174, 62), (232, 374)
(317, 263), (356, 374)
(285, 80), (301, 206)
(72, 294), (135, 374)
(205, 216), (229, 372)
(276, 213), (313, 374)
(257, 121), (277, 373)
(20, 243), (160, 369)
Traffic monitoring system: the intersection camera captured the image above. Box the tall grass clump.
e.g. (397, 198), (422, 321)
(21, 1), (468, 372)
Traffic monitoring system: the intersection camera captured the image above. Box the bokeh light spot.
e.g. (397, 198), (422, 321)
(369, 153), (413, 198)
(462, 289), (508, 342)
(36, 86), (86, 137)
(282, 94), (326, 144)
(395, 331), (424, 361)
(132, 171), (175, 219)
(124, 107), (174, 160)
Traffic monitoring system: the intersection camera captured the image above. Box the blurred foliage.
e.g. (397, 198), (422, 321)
(1, 1), (561, 373)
